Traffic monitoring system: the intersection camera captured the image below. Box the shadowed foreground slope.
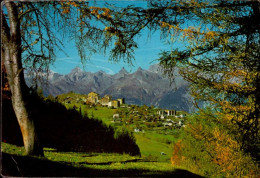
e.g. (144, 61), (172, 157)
(2, 152), (202, 177)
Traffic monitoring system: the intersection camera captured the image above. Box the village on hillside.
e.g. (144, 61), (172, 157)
(56, 91), (187, 132)
(61, 91), (124, 108)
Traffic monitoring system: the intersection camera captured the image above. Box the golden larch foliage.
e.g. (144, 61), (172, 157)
(171, 140), (183, 166)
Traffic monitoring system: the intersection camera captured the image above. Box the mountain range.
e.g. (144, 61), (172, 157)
(25, 64), (194, 112)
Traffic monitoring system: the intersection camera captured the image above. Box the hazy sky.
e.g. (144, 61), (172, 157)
(50, 1), (173, 75)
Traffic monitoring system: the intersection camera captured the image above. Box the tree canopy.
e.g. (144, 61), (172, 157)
(118, 0), (259, 174)
(3, 1), (140, 79)
(103, 0), (260, 164)
(155, 0), (260, 156)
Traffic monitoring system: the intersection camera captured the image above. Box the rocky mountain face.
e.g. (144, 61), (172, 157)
(25, 64), (194, 112)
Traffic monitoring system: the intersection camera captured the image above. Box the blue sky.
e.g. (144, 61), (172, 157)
(52, 29), (171, 75)
(50, 1), (173, 75)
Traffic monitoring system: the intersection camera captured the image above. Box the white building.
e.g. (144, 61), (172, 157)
(166, 110), (176, 116)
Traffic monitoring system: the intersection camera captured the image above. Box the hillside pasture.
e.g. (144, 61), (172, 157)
(2, 142), (201, 177)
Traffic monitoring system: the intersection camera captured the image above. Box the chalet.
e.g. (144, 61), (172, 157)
(87, 92), (99, 104)
(99, 95), (112, 106)
(163, 122), (173, 127)
(81, 97), (87, 102)
(108, 100), (120, 108)
(157, 109), (176, 117)
(166, 110), (176, 116)
(117, 98), (125, 105)
(113, 114), (119, 119)
(113, 114), (122, 122)
(178, 120), (184, 126)
(175, 114), (186, 118)
(134, 128), (141, 133)
(157, 110), (165, 116)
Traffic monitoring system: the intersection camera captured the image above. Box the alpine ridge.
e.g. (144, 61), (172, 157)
(26, 64), (194, 112)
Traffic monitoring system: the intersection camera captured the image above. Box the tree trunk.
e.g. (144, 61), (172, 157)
(1, 1), (43, 156)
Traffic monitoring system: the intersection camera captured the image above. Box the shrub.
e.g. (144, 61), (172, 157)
(113, 126), (140, 156)
(114, 126), (134, 140)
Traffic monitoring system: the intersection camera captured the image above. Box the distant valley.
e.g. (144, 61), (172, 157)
(26, 64), (194, 112)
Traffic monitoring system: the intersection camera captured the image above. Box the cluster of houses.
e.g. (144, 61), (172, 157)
(112, 107), (186, 131)
(87, 92), (125, 108)
(61, 92), (124, 108)
(61, 91), (186, 130)
(156, 109), (185, 128)
(162, 119), (184, 128)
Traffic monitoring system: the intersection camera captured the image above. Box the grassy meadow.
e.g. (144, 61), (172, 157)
(2, 142), (200, 177)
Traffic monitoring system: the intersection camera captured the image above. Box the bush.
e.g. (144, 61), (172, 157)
(113, 126), (140, 156)
(114, 126), (132, 140)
